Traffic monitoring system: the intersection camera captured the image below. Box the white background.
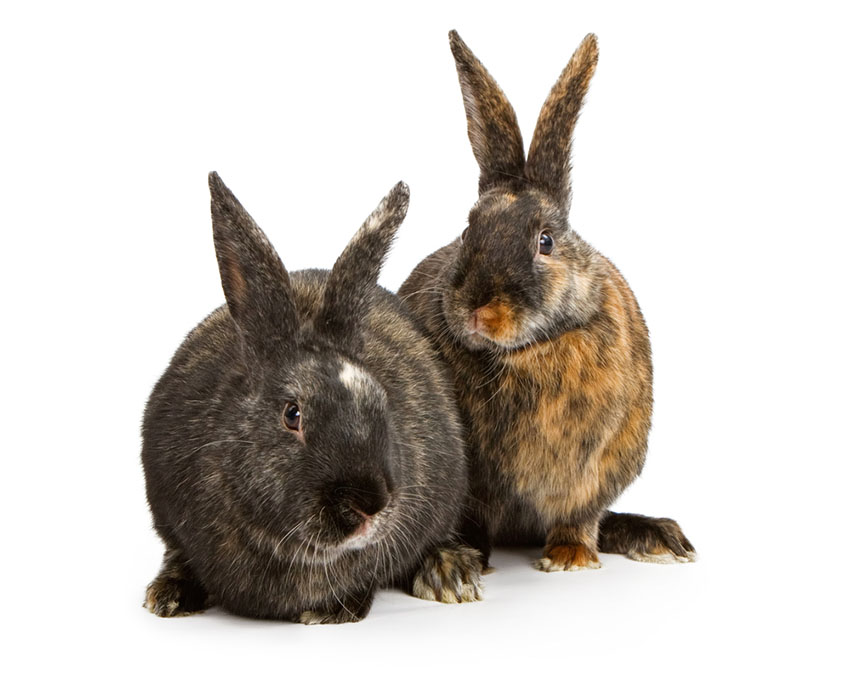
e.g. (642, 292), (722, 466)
(2, 1), (848, 692)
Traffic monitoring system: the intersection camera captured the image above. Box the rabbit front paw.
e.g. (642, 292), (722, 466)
(144, 575), (209, 617)
(297, 608), (365, 625)
(535, 543), (602, 572)
(411, 545), (484, 603)
(298, 590), (374, 625)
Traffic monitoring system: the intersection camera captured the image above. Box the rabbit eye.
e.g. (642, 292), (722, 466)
(461, 227), (469, 243)
(538, 231), (554, 255)
(282, 402), (301, 431)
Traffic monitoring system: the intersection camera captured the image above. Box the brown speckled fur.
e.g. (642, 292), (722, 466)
(399, 32), (695, 571)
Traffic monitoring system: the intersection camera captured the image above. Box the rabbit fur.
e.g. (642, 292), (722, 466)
(142, 174), (482, 624)
(399, 32), (695, 572)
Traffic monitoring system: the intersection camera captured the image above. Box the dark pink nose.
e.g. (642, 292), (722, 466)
(348, 506), (375, 538)
(349, 504), (375, 521)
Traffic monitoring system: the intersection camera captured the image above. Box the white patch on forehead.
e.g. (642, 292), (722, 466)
(339, 361), (377, 397)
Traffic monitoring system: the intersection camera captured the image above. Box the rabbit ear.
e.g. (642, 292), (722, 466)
(449, 30), (526, 193)
(525, 33), (598, 210)
(315, 182), (409, 348)
(208, 172), (299, 364)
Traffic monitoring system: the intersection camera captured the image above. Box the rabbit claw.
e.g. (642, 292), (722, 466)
(411, 545), (484, 603)
(144, 576), (208, 617)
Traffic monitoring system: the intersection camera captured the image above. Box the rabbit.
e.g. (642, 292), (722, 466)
(399, 31), (696, 572)
(142, 173), (482, 625)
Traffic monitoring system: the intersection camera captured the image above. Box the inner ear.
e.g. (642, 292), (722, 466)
(208, 172), (300, 365)
(220, 246), (248, 309)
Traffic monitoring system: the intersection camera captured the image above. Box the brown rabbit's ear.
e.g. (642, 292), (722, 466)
(449, 30), (526, 194)
(525, 33), (598, 210)
(315, 182), (410, 349)
(208, 172), (299, 364)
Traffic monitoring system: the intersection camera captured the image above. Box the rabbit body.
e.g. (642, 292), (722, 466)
(143, 176), (480, 624)
(400, 33), (694, 571)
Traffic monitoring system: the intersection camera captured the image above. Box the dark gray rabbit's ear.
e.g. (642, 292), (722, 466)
(525, 33), (598, 210)
(208, 172), (299, 363)
(449, 30), (526, 194)
(315, 182), (410, 348)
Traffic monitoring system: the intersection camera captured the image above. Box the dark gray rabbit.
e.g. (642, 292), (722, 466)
(142, 174), (481, 624)
(400, 32), (695, 572)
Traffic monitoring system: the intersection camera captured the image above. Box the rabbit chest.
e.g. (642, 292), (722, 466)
(457, 293), (652, 525)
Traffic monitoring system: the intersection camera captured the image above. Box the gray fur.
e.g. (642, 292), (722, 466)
(142, 174), (479, 623)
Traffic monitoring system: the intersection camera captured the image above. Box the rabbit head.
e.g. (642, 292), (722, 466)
(207, 172), (410, 555)
(442, 31), (607, 351)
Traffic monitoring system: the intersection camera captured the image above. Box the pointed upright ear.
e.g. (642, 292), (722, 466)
(525, 33), (599, 210)
(208, 172), (299, 364)
(314, 182), (409, 348)
(449, 30), (526, 194)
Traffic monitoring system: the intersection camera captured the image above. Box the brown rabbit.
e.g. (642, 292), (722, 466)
(399, 31), (695, 571)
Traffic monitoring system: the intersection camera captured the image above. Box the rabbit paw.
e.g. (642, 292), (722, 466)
(535, 543), (602, 572)
(298, 590), (374, 625)
(297, 608), (365, 626)
(625, 519), (697, 564)
(144, 576), (208, 617)
(412, 545), (484, 603)
(627, 549), (697, 564)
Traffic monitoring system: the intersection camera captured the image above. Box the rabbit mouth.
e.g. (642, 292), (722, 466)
(460, 312), (543, 352)
(305, 500), (396, 564)
(444, 285), (560, 353)
(451, 296), (541, 351)
(460, 329), (495, 350)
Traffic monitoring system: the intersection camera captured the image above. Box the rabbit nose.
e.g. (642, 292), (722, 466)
(468, 301), (502, 334)
(467, 305), (491, 333)
(349, 515), (374, 539)
(342, 498), (385, 540)
(348, 498), (385, 519)
(324, 477), (389, 525)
